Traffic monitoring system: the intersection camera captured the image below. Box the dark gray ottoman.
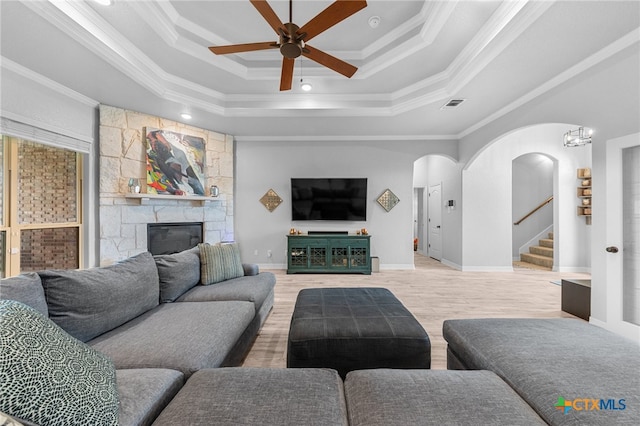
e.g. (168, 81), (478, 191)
(152, 368), (348, 426)
(344, 369), (546, 426)
(287, 287), (430, 378)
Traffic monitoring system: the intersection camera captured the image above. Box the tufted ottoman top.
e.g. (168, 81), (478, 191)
(287, 287), (430, 378)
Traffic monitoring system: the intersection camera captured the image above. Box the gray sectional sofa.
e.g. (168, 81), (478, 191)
(443, 318), (640, 425)
(3, 250), (639, 426)
(0, 247), (277, 425)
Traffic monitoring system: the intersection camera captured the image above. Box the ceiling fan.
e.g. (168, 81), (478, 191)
(209, 0), (367, 91)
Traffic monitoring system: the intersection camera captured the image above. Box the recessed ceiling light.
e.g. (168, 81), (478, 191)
(180, 113), (192, 120)
(93, 0), (113, 6)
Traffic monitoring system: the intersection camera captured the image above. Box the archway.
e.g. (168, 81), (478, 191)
(413, 154), (462, 268)
(461, 123), (591, 271)
(512, 153), (555, 270)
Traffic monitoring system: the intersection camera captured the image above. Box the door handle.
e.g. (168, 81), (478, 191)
(436, 226), (441, 229)
(606, 246), (619, 253)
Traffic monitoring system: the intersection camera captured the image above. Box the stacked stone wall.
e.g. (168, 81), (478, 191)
(99, 105), (234, 264)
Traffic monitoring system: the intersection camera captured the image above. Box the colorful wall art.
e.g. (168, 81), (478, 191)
(145, 128), (206, 196)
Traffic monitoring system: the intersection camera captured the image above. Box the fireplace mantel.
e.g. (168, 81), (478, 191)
(124, 193), (222, 206)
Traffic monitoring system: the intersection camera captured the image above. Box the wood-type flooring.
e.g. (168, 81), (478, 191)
(242, 254), (590, 370)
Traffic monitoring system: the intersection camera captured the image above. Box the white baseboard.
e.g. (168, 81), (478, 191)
(380, 264), (415, 270)
(554, 266), (591, 273)
(589, 317), (640, 344)
(441, 259), (462, 270)
(461, 266), (514, 272)
(257, 263), (287, 270)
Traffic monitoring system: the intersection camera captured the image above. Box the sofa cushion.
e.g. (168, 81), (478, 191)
(154, 247), (200, 302)
(0, 272), (48, 316)
(0, 300), (119, 426)
(199, 243), (244, 285)
(116, 369), (184, 426)
(153, 368), (348, 426)
(344, 369), (545, 426)
(39, 252), (159, 342)
(242, 263), (259, 276)
(443, 318), (640, 425)
(89, 301), (255, 378)
(176, 272), (276, 314)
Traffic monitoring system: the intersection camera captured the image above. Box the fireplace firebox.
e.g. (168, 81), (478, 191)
(147, 222), (203, 255)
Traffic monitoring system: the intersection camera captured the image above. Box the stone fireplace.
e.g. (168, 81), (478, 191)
(98, 105), (234, 265)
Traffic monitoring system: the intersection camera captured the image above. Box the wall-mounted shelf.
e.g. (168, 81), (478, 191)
(576, 168), (592, 225)
(124, 193), (220, 206)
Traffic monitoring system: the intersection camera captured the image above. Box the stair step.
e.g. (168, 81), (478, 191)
(530, 245), (553, 257)
(521, 253), (553, 269)
(514, 260), (552, 271)
(539, 238), (554, 248)
(548, 232), (554, 240)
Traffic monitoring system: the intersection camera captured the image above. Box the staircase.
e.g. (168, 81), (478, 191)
(519, 232), (553, 270)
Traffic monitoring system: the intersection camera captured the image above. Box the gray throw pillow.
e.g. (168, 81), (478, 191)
(199, 243), (244, 285)
(39, 252), (159, 342)
(154, 246), (201, 302)
(0, 272), (48, 316)
(0, 300), (119, 426)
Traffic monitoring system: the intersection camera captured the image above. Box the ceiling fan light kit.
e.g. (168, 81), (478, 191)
(300, 79), (313, 91)
(209, 0), (367, 91)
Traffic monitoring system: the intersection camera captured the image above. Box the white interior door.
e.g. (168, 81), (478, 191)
(605, 133), (640, 341)
(428, 184), (442, 261)
(415, 188), (425, 254)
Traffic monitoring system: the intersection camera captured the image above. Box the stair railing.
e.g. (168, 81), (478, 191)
(514, 196), (553, 225)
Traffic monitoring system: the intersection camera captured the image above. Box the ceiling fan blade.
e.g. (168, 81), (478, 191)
(209, 42), (277, 55)
(280, 57), (295, 91)
(250, 0), (285, 34)
(298, 0), (367, 42)
(302, 45), (357, 78)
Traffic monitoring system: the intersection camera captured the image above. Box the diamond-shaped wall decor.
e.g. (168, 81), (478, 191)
(377, 188), (400, 212)
(260, 189), (283, 212)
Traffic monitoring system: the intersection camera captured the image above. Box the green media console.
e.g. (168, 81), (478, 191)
(287, 234), (371, 274)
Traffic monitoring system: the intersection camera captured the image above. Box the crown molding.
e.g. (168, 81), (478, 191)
(359, 0), (436, 60)
(458, 28), (640, 139)
(234, 134), (458, 143)
(25, 1), (167, 96)
(25, 0), (539, 116)
(1, 57), (98, 108)
(18, 0), (631, 128)
(446, 0), (552, 94)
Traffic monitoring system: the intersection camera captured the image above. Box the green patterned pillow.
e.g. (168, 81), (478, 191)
(199, 243), (245, 285)
(0, 300), (119, 426)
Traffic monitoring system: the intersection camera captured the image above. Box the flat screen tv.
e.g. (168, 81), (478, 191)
(291, 178), (367, 221)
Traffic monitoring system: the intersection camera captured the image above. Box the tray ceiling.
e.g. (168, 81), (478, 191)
(1, 0), (638, 138)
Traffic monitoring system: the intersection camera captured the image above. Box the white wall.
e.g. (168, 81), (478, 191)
(413, 155), (463, 268)
(235, 139), (455, 270)
(0, 59), (100, 267)
(462, 123), (592, 271)
(458, 45), (638, 329)
(591, 132), (640, 339)
(512, 154), (554, 258)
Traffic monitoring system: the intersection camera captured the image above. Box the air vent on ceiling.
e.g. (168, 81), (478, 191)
(441, 99), (466, 109)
